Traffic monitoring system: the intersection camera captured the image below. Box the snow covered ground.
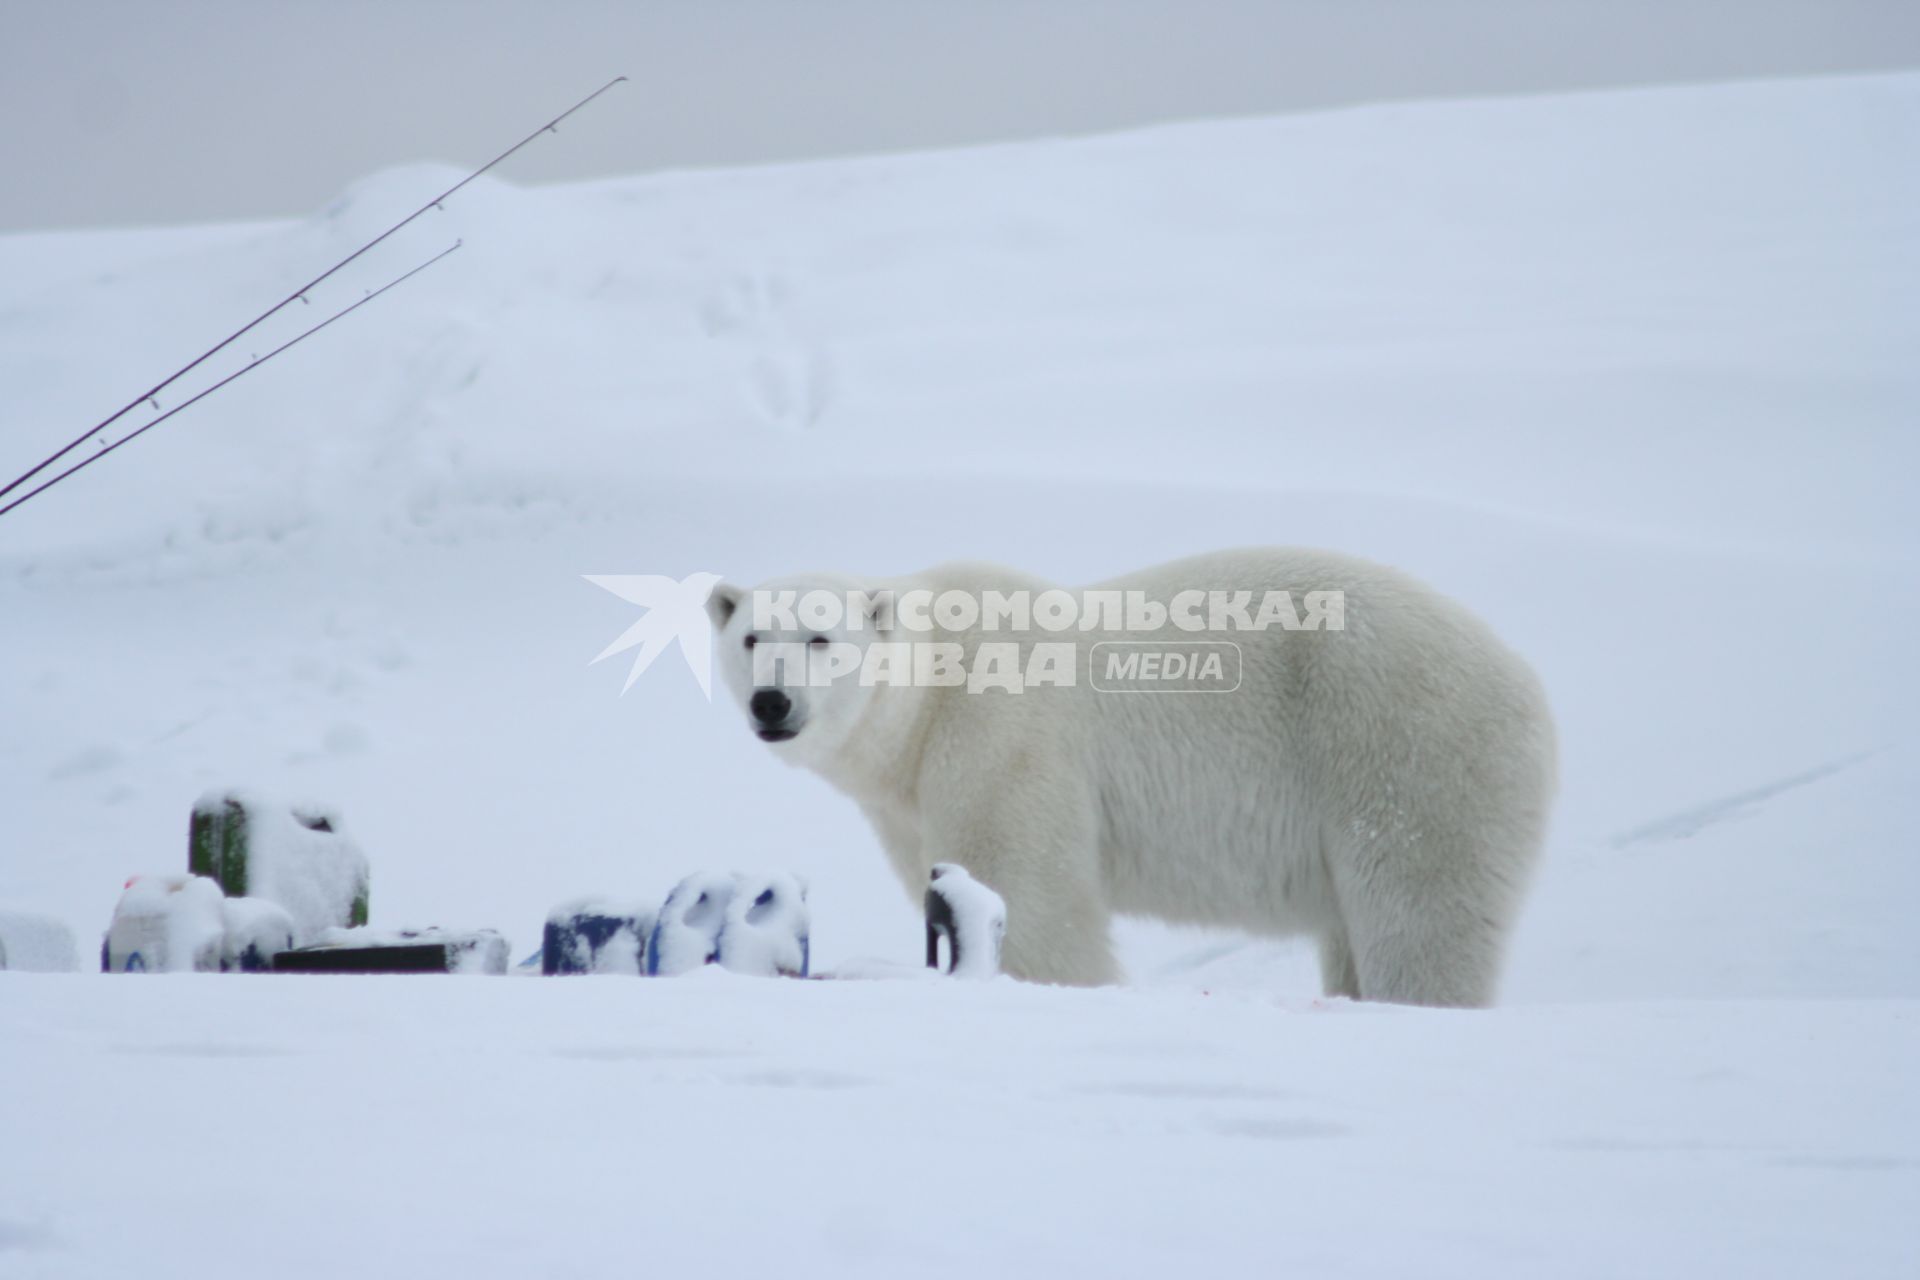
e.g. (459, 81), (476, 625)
(5, 979), (1914, 1278)
(2, 72), (1916, 1275)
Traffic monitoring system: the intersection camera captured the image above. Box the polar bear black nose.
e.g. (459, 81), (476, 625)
(750, 689), (792, 725)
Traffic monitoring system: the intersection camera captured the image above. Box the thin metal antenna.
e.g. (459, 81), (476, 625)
(0, 75), (628, 503)
(0, 241), (462, 522)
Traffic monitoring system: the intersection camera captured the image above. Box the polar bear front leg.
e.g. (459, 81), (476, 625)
(919, 756), (1118, 988)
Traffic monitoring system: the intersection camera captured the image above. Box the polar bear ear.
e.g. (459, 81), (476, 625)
(706, 582), (743, 630)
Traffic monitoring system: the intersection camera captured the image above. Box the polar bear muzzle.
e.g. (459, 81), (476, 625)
(749, 688), (801, 741)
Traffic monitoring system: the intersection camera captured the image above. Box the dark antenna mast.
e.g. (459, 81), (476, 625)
(0, 75), (628, 518)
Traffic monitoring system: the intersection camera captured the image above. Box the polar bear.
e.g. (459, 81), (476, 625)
(706, 548), (1555, 1006)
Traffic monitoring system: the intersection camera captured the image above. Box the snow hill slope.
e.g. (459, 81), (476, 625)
(2, 73), (1917, 1276)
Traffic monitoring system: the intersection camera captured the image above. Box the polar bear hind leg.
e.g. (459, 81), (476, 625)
(1324, 824), (1532, 1008)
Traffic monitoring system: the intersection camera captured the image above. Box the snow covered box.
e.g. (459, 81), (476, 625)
(0, 906), (80, 972)
(189, 791), (369, 945)
(273, 927), (510, 975)
(101, 874), (297, 973)
(542, 897), (656, 975)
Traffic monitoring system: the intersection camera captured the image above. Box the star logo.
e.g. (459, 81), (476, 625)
(585, 572), (724, 697)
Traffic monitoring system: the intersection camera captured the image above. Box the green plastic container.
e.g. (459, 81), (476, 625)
(189, 792), (370, 939)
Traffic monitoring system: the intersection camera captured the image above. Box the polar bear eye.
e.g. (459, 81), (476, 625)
(744, 635), (758, 650)
(808, 635), (829, 648)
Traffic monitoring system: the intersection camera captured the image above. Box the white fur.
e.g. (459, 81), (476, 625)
(708, 548), (1556, 1007)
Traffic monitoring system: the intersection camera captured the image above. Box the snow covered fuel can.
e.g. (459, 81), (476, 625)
(543, 897), (656, 975)
(925, 864), (1006, 979)
(646, 872), (736, 976)
(715, 873), (810, 978)
(189, 791), (370, 944)
(102, 874), (228, 973)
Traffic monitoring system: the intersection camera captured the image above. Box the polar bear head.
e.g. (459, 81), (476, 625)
(706, 574), (893, 768)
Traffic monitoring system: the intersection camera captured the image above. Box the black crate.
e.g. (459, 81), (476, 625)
(272, 943), (452, 974)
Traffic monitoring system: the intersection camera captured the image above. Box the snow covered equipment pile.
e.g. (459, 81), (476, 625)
(100, 796), (506, 974)
(925, 864), (1006, 979)
(543, 897), (656, 975)
(274, 927), (510, 975)
(101, 874), (296, 973)
(0, 906), (80, 972)
(189, 791), (370, 944)
(644, 871), (811, 978)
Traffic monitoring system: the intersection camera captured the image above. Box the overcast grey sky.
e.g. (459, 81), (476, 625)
(4, 0), (1918, 234)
